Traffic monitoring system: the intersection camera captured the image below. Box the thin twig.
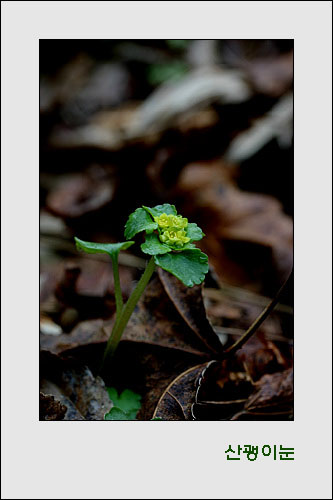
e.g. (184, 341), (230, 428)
(224, 272), (292, 356)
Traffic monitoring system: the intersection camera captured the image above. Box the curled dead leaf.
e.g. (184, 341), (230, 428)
(157, 268), (223, 355)
(192, 360), (254, 420)
(152, 363), (209, 420)
(188, 359), (293, 421)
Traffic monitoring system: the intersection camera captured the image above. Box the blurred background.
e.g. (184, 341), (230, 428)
(40, 39), (293, 336)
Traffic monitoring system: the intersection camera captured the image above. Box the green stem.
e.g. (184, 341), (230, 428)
(102, 257), (156, 368)
(111, 255), (123, 317)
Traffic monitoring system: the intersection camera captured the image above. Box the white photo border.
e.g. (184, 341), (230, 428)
(2, 2), (332, 499)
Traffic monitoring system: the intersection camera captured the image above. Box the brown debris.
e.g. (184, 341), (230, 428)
(153, 364), (208, 420)
(175, 160), (293, 292)
(40, 351), (112, 420)
(158, 268), (223, 354)
(39, 393), (67, 421)
(46, 169), (114, 220)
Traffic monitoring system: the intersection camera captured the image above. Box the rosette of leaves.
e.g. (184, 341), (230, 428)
(124, 204), (208, 287)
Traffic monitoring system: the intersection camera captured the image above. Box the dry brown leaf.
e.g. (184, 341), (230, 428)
(39, 393), (67, 420)
(175, 159), (293, 292)
(157, 268), (223, 354)
(40, 351), (112, 420)
(46, 169), (114, 220)
(153, 363), (208, 420)
(108, 275), (218, 357)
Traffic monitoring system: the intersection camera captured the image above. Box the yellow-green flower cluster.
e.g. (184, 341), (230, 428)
(154, 213), (190, 247)
(160, 230), (190, 246)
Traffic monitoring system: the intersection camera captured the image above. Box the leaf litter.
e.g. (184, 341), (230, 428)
(40, 351), (112, 420)
(40, 40), (293, 420)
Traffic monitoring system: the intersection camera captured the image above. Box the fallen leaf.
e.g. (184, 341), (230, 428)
(152, 364), (208, 420)
(188, 360), (292, 421)
(235, 335), (289, 382)
(243, 367), (293, 416)
(100, 340), (206, 420)
(192, 360), (254, 420)
(46, 169), (114, 220)
(107, 275), (216, 357)
(49, 105), (138, 151)
(40, 255), (135, 332)
(40, 319), (107, 355)
(175, 160), (293, 293)
(40, 273), (218, 358)
(39, 393), (67, 420)
(40, 351), (112, 420)
(157, 268), (223, 354)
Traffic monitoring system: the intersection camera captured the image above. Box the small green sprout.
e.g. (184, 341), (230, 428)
(104, 387), (141, 420)
(75, 204), (208, 366)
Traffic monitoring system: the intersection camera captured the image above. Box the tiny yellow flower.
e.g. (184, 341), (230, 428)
(155, 213), (188, 230)
(154, 213), (170, 228)
(160, 229), (190, 247)
(169, 215), (188, 229)
(176, 230), (190, 245)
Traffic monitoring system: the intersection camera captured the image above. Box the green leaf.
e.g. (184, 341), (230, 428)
(166, 242), (197, 252)
(75, 237), (134, 259)
(186, 223), (205, 242)
(105, 387), (142, 420)
(141, 232), (172, 256)
(154, 249), (209, 287)
(180, 242), (197, 250)
(151, 417), (163, 421)
(124, 208), (158, 240)
(142, 204), (177, 219)
(104, 407), (130, 420)
(109, 388), (141, 414)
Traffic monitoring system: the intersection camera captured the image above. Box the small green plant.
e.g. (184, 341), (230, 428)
(75, 204), (208, 366)
(104, 387), (141, 420)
